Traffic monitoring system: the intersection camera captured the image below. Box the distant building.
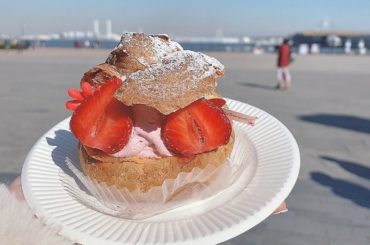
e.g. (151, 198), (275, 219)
(93, 20), (100, 37)
(106, 20), (112, 37)
(344, 39), (352, 54)
(291, 31), (370, 48)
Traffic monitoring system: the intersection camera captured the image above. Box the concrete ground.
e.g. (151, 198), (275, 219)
(0, 49), (369, 245)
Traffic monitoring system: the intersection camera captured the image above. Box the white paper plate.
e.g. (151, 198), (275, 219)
(22, 99), (300, 244)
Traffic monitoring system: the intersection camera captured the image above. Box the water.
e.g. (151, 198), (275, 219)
(33, 39), (366, 55)
(43, 39), (256, 52)
(43, 39), (117, 49)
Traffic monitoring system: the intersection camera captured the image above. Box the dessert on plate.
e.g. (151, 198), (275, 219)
(66, 33), (255, 192)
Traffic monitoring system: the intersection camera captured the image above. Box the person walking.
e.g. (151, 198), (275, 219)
(276, 39), (292, 90)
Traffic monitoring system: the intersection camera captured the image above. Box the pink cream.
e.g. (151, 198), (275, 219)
(112, 104), (173, 158)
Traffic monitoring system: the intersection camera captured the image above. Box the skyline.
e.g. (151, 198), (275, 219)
(1, 0), (370, 37)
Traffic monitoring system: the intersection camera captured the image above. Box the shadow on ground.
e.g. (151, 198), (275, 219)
(300, 114), (370, 134)
(237, 82), (277, 91)
(311, 155), (370, 209)
(0, 173), (18, 185)
(320, 155), (370, 180)
(311, 172), (370, 209)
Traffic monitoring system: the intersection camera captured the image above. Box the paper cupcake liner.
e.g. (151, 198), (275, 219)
(60, 126), (253, 219)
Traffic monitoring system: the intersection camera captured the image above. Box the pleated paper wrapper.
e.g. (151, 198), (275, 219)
(61, 126), (253, 219)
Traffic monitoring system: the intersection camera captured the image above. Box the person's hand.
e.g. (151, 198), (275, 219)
(273, 202), (288, 215)
(8, 176), (25, 201)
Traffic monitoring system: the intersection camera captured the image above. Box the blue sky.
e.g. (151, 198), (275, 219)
(1, 0), (370, 37)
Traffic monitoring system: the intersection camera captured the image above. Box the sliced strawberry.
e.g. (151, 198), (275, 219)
(68, 88), (85, 101)
(162, 98), (232, 156)
(66, 82), (95, 111)
(81, 82), (93, 97)
(208, 98), (226, 107)
(70, 78), (133, 154)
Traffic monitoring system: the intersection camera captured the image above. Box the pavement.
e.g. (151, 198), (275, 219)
(0, 49), (369, 245)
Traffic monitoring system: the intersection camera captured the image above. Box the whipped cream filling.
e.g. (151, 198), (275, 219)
(111, 104), (173, 158)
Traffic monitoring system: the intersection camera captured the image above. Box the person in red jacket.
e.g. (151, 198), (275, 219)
(276, 39), (292, 90)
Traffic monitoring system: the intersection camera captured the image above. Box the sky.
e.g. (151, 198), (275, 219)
(1, 0), (370, 37)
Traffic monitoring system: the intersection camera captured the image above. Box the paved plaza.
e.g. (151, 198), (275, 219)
(0, 49), (369, 245)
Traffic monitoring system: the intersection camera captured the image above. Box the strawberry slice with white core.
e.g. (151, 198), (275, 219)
(70, 78), (133, 154)
(162, 98), (232, 156)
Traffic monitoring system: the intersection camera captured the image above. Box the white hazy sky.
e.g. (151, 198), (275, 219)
(1, 0), (370, 37)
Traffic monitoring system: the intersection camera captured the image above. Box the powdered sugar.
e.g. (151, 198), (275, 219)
(115, 32), (134, 49)
(111, 33), (226, 114)
(149, 35), (183, 61)
(112, 32), (183, 66)
(125, 50), (224, 100)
